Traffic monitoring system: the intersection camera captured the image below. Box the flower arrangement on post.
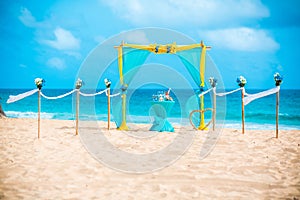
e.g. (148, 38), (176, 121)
(274, 72), (283, 86)
(104, 78), (111, 88)
(209, 77), (217, 88)
(121, 84), (128, 94)
(75, 78), (83, 89)
(34, 78), (45, 90)
(237, 76), (247, 87)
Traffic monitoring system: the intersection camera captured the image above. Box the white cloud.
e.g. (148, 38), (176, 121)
(19, 7), (46, 28)
(47, 57), (66, 70)
(122, 30), (150, 44)
(43, 27), (80, 50)
(201, 27), (279, 52)
(102, 0), (269, 27)
(19, 7), (38, 27)
(64, 51), (82, 60)
(19, 8), (82, 58)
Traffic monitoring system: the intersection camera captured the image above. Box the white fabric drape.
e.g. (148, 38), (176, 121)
(79, 89), (108, 97)
(40, 89), (77, 100)
(244, 86), (280, 105)
(214, 87), (242, 96)
(7, 89), (39, 103)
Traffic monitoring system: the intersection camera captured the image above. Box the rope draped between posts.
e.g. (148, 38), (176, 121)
(5, 74), (283, 138)
(79, 89), (108, 97)
(196, 87), (244, 98)
(190, 85), (281, 135)
(6, 88), (122, 103)
(6, 86), (121, 138)
(198, 88), (213, 97)
(40, 89), (77, 100)
(105, 90), (121, 97)
(214, 87), (242, 96)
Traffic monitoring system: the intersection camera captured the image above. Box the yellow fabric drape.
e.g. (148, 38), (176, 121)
(198, 45), (207, 130)
(118, 46), (124, 85)
(122, 43), (208, 54)
(200, 45), (206, 87)
(117, 46), (128, 130)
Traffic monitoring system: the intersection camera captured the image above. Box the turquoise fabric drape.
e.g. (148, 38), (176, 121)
(112, 99), (123, 128)
(113, 46), (205, 129)
(113, 47), (150, 127)
(177, 47), (206, 128)
(149, 101), (175, 132)
(122, 47), (151, 85)
(176, 47), (202, 86)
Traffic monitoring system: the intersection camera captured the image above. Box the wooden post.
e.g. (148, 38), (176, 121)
(241, 88), (245, 134)
(276, 90), (279, 138)
(76, 89), (80, 135)
(107, 88), (110, 130)
(213, 88), (216, 131)
(38, 89), (41, 139)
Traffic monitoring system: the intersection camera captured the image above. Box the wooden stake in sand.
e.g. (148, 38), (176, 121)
(276, 90), (279, 138)
(209, 78), (217, 131)
(241, 88), (245, 134)
(75, 78), (83, 136)
(107, 88), (110, 130)
(38, 89), (41, 139)
(237, 76), (247, 134)
(76, 89), (80, 135)
(274, 72), (283, 138)
(34, 78), (44, 139)
(213, 88), (216, 131)
(104, 78), (112, 130)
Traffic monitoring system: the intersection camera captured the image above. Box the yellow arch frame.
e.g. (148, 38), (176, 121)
(116, 41), (210, 131)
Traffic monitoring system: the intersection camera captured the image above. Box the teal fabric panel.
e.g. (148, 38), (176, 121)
(122, 47), (151, 85)
(176, 48), (202, 86)
(149, 101), (175, 132)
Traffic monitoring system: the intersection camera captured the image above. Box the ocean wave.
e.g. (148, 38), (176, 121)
(5, 111), (111, 121)
(4, 111), (299, 130)
(5, 111), (74, 120)
(223, 121), (300, 130)
(244, 112), (300, 122)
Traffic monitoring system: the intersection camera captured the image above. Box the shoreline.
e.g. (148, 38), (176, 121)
(2, 115), (300, 131)
(0, 118), (299, 199)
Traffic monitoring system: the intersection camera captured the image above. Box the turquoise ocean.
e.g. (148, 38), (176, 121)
(1, 88), (299, 130)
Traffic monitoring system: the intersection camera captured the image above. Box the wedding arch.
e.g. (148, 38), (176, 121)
(114, 41), (211, 130)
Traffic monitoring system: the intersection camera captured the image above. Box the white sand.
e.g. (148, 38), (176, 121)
(0, 118), (299, 199)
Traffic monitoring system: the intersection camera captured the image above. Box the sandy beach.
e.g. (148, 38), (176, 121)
(0, 118), (299, 199)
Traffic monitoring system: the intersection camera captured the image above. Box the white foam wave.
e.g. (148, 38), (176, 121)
(224, 122), (299, 130)
(6, 111), (55, 119)
(4, 111), (299, 130)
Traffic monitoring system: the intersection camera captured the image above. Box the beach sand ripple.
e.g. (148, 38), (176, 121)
(0, 118), (299, 199)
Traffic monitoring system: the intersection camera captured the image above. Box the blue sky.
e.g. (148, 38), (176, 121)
(0, 0), (300, 89)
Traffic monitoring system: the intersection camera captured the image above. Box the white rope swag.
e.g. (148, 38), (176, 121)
(6, 89), (39, 103)
(105, 90), (121, 97)
(79, 89), (108, 97)
(198, 88), (213, 97)
(244, 86), (280, 105)
(7, 86), (278, 104)
(6, 88), (120, 103)
(40, 89), (77, 100)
